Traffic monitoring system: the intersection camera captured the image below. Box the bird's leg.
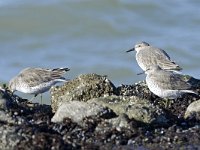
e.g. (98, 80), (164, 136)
(40, 94), (43, 105)
(137, 68), (151, 75)
(163, 98), (171, 108)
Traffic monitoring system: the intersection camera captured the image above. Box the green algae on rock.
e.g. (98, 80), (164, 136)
(51, 100), (115, 123)
(89, 95), (168, 124)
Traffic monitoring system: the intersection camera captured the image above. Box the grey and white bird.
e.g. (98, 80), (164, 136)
(145, 65), (197, 99)
(126, 41), (182, 72)
(8, 67), (70, 101)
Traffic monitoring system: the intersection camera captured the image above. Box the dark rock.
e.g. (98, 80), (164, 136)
(1, 73), (200, 149)
(0, 125), (25, 150)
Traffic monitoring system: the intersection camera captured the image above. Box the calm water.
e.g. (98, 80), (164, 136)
(0, 0), (200, 103)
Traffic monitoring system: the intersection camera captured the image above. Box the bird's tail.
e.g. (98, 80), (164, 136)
(51, 68), (70, 81)
(52, 68), (70, 72)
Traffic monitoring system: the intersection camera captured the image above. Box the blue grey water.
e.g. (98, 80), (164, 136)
(0, 0), (200, 104)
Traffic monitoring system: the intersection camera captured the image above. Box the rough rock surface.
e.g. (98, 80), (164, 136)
(0, 89), (9, 110)
(0, 125), (25, 150)
(185, 99), (200, 119)
(51, 100), (115, 123)
(51, 73), (117, 112)
(89, 95), (167, 124)
(1, 74), (200, 149)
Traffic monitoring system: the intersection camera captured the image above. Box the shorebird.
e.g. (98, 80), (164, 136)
(8, 67), (70, 102)
(126, 41), (182, 73)
(145, 65), (196, 99)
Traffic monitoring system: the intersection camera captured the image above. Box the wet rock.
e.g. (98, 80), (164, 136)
(118, 81), (152, 98)
(0, 91), (26, 150)
(0, 97), (7, 110)
(0, 125), (25, 150)
(51, 73), (117, 112)
(1, 73), (200, 149)
(184, 99), (200, 119)
(89, 95), (168, 124)
(0, 89), (55, 150)
(0, 89), (9, 110)
(0, 90), (17, 124)
(0, 111), (15, 124)
(105, 114), (131, 129)
(51, 100), (115, 123)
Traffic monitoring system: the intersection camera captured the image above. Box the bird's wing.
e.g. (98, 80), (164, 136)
(19, 68), (58, 87)
(169, 73), (191, 90)
(149, 71), (191, 90)
(139, 47), (182, 70)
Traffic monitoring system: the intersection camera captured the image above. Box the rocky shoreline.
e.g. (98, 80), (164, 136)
(1, 73), (200, 150)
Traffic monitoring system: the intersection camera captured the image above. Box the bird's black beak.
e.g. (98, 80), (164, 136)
(137, 68), (150, 75)
(137, 71), (145, 75)
(126, 48), (135, 53)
